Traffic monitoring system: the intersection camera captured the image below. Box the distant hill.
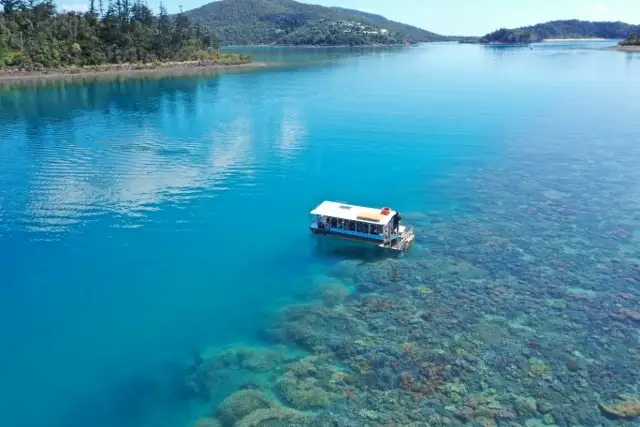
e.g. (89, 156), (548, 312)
(480, 20), (640, 44)
(183, 0), (452, 46)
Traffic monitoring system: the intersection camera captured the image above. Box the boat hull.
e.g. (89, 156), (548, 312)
(310, 226), (414, 252)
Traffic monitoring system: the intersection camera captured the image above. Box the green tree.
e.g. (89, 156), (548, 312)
(0, 0), (239, 69)
(620, 33), (639, 46)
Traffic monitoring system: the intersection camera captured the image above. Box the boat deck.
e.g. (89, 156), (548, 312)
(378, 226), (415, 251)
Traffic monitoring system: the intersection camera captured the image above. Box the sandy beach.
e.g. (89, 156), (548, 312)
(600, 45), (640, 52)
(615, 45), (640, 52)
(542, 37), (609, 42)
(0, 60), (266, 83)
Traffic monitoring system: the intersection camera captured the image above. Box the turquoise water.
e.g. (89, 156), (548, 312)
(1, 42), (640, 427)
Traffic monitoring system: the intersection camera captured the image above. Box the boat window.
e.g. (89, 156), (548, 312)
(330, 217), (338, 228)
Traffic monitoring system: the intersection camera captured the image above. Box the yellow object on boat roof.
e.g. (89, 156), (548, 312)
(356, 210), (387, 222)
(310, 201), (396, 225)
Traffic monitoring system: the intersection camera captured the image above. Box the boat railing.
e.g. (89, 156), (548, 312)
(396, 226), (414, 250)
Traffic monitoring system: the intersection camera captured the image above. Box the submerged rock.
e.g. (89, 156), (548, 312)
(618, 308), (640, 322)
(515, 396), (538, 416)
(538, 400), (554, 414)
(191, 418), (222, 427)
(600, 396), (640, 418)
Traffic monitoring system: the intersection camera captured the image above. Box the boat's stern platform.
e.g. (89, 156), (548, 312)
(379, 225), (415, 251)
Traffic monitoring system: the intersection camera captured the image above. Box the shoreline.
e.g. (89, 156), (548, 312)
(601, 45), (640, 52)
(0, 60), (266, 83)
(542, 37), (609, 42)
(224, 42), (417, 48)
(614, 45), (640, 52)
(469, 38), (617, 45)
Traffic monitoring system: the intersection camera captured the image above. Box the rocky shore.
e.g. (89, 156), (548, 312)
(0, 59), (263, 83)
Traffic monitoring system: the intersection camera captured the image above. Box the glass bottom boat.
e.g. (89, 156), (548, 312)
(309, 201), (415, 252)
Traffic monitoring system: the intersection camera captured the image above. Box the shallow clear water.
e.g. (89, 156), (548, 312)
(1, 43), (639, 427)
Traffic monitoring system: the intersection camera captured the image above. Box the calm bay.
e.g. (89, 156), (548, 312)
(1, 42), (640, 427)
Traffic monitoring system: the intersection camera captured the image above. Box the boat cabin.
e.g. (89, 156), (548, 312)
(309, 201), (415, 251)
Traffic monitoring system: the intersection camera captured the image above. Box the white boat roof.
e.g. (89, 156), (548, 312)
(310, 201), (397, 225)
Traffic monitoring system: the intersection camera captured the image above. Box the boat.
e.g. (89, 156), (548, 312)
(309, 201), (415, 252)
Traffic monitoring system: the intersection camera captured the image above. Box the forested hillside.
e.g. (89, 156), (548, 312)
(0, 0), (247, 70)
(183, 0), (448, 46)
(480, 20), (640, 43)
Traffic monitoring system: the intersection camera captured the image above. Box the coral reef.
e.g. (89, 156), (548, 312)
(276, 356), (336, 409)
(527, 358), (551, 378)
(235, 406), (307, 427)
(215, 346), (283, 372)
(237, 348), (283, 372)
(316, 282), (350, 308)
(179, 136), (640, 427)
(217, 390), (274, 426)
(277, 371), (332, 409)
(183, 345), (289, 400)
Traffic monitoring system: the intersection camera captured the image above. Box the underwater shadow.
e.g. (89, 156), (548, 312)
(311, 237), (402, 263)
(53, 360), (193, 427)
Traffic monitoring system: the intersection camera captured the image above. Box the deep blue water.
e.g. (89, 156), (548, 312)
(1, 42), (639, 427)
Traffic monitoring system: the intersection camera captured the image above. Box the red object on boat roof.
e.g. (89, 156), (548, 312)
(381, 207), (391, 215)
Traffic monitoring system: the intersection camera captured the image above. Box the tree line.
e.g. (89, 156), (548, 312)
(277, 21), (408, 46)
(481, 20), (640, 44)
(0, 0), (224, 69)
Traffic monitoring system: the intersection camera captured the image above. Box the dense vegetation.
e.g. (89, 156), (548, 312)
(0, 0), (249, 70)
(276, 20), (406, 46)
(183, 0), (451, 46)
(620, 33), (640, 46)
(480, 20), (640, 44)
(480, 28), (540, 44)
